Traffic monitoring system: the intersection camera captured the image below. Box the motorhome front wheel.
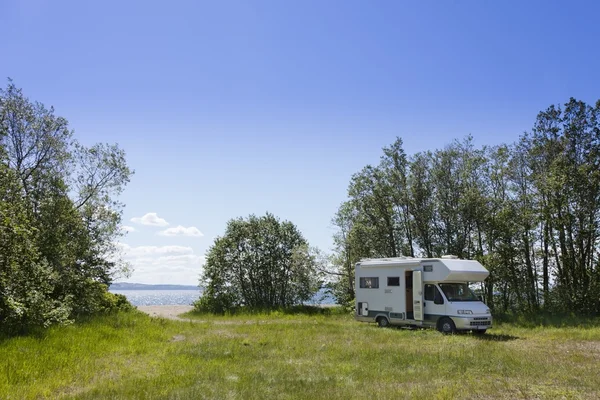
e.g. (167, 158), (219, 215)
(438, 318), (456, 334)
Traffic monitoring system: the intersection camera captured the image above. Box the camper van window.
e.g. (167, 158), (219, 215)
(438, 283), (478, 302)
(387, 277), (400, 286)
(424, 284), (434, 300)
(434, 288), (444, 304)
(424, 284), (444, 303)
(360, 277), (379, 289)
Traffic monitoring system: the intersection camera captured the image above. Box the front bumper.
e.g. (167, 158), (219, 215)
(452, 315), (493, 330)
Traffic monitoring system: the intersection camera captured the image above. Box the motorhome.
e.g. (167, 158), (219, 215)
(355, 256), (492, 334)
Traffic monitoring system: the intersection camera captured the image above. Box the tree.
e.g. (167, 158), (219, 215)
(332, 98), (600, 315)
(381, 138), (415, 257)
(195, 213), (322, 313)
(0, 161), (71, 332)
(0, 79), (134, 332)
(408, 151), (436, 258)
(326, 201), (371, 308)
(528, 99), (600, 313)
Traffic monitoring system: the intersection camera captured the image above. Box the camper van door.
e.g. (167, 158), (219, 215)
(413, 271), (423, 321)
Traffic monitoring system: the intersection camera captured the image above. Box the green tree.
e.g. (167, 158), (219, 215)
(326, 201), (375, 309)
(381, 137), (415, 257)
(408, 151), (436, 258)
(528, 99), (600, 313)
(347, 165), (399, 257)
(0, 79), (134, 331)
(332, 100), (600, 315)
(0, 160), (70, 332)
(195, 213), (322, 313)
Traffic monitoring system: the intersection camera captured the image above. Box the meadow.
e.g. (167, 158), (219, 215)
(1, 309), (599, 399)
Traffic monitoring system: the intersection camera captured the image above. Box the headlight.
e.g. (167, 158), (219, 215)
(457, 310), (473, 315)
(486, 309), (491, 314)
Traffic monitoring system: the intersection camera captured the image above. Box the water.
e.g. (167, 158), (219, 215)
(110, 290), (202, 306)
(110, 288), (336, 307)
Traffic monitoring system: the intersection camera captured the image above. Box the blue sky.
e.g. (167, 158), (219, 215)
(2, 0), (599, 284)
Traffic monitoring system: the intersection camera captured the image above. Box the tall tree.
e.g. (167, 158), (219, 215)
(326, 201), (376, 307)
(528, 99), (600, 313)
(347, 165), (399, 257)
(381, 138), (415, 257)
(408, 151), (436, 258)
(331, 98), (600, 315)
(0, 160), (70, 332)
(0, 79), (134, 331)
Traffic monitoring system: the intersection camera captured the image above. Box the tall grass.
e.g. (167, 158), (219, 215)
(494, 311), (600, 328)
(1, 309), (599, 399)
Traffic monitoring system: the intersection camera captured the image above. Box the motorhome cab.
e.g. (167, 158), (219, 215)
(355, 256), (492, 334)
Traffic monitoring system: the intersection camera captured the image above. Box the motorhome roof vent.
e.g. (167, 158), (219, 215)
(441, 255), (459, 259)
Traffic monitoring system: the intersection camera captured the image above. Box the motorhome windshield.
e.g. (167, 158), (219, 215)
(438, 283), (479, 302)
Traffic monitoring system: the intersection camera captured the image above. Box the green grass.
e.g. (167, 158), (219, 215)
(1, 310), (599, 399)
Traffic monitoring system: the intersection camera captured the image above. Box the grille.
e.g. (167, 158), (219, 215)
(470, 320), (491, 326)
(474, 317), (489, 321)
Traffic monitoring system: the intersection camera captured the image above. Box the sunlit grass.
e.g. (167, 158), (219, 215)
(1, 309), (599, 399)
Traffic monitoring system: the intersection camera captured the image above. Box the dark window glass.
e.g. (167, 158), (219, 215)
(424, 284), (435, 301)
(439, 283), (478, 302)
(387, 277), (400, 286)
(359, 277), (379, 289)
(434, 288), (444, 304)
(425, 284), (445, 304)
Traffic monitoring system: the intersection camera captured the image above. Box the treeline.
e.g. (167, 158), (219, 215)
(0, 80), (133, 333)
(330, 98), (600, 316)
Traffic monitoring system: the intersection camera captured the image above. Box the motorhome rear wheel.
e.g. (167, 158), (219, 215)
(377, 316), (390, 328)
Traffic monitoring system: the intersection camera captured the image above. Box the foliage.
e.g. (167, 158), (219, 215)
(97, 290), (135, 314)
(0, 79), (133, 333)
(331, 99), (600, 315)
(195, 213), (322, 313)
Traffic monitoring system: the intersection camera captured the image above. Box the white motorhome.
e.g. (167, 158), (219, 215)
(355, 256), (492, 334)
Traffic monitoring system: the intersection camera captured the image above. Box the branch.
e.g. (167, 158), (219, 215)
(314, 264), (348, 277)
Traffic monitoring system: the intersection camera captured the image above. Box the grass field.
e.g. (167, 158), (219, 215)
(1, 309), (599, 399)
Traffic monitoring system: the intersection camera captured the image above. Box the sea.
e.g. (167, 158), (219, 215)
(110, 289), (202, 306)
(110, 289), (335, 307)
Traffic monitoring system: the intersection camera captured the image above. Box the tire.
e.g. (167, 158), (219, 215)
(377, 316), (390, 328)
(438, 317), (456, 334)
(472, 329), (487, 335)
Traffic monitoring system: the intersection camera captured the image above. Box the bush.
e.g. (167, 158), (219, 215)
(69, 279), (134, 316)
(100, 292), (135, 313)
(193, 288), (238, 315)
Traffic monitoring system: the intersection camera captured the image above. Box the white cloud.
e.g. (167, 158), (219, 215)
(158, 225), (204, 237)
(130, 212), (169, 227)
(121, 225), (136, 233)
(116, 243), (205, 285)
(117, 243), (193, 257)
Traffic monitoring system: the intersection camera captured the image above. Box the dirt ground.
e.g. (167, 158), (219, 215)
(136, 305), (194, 320)
(136, 304), (338, 323)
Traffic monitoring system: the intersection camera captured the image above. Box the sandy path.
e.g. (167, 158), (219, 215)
(137, 305), (194, 320)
